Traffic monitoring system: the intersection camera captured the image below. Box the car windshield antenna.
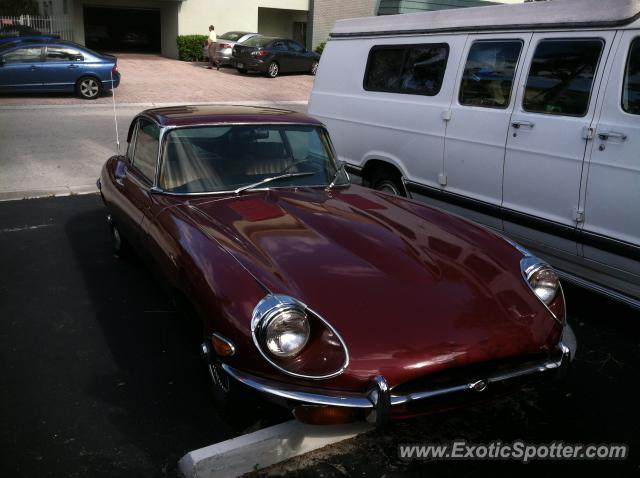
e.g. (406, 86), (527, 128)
(233, 172), (315, 195)
(110, 69), (120, 154)
(326, 161), (345, 190)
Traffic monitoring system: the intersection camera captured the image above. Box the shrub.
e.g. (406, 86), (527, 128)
(176, 35), (208, 61)
(314, 41), (326, 55)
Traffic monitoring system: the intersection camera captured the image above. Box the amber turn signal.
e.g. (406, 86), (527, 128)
(293, 405), (362, 425)
(211, 333), (235, 357)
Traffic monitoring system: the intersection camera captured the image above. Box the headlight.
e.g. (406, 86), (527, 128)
(521, 257), (560, 306)
(263, 308), (310, 357)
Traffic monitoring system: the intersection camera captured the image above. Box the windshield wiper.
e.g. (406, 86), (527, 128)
(233, 172), (315, 195)
(326, 161), (346, 190)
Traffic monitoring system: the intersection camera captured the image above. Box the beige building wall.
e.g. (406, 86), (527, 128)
(177, 0), (309, 37)
(311, 0), (377, 49)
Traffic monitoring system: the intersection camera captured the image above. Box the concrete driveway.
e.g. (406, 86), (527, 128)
(0, 53), (315, 106)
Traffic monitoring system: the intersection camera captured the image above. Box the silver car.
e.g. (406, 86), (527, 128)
(203, 31), (258, 65)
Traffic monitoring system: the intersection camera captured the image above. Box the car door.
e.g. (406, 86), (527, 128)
(580, 30), (640, 279)
(287, 40), (308, 71)
(442, 33), (531, 229)
(0, 45), (43, 91)
(117, 118), (160, 251)
(42, 44), (85, 91)
(502, 32), (616, 254)
(271, 40), (291, 71)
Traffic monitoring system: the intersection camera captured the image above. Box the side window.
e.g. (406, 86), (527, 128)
(364, 43), (449, 96)
(2, 46), (42, 63)
(523, 39), (604, 117)
(132, 119), (160, 182)
(288, 41), (304, 53)
(272, 41), (287, 51)
(459, 40), (523, 108)
(46, 46), (83, 61)
(622, 37), (640, 115)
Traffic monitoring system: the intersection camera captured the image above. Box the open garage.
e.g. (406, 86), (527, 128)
(84, 6), (161, 53)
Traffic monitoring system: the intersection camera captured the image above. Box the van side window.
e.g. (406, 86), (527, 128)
(364, 44), (449, 96)
(523, 39), (604, 117)
(622, 38), (640, 115)
(459, 41), (522, 109)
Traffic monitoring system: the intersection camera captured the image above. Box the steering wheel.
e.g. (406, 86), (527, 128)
(281, 159), (321, 174)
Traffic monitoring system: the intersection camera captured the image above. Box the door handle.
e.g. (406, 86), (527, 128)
(30, 65), (38, 70)
(511, 120), (535, 129)
(598, 131), (627, 141)
(67, 64), (79, 69)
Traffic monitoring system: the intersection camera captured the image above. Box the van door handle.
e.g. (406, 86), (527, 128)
(598, 131), (627, 141)
(511, 120), (535, 129)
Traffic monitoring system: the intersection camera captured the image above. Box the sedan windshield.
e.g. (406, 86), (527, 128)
(219, 31), (250, 42)
(159, 124), (349, 194)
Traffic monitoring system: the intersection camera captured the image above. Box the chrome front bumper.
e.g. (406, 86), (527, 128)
(223, 340), (572, 427)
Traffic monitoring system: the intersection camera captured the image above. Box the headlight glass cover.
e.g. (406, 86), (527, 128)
(263, 308), (310, 357)
(520, 257), (560, 306)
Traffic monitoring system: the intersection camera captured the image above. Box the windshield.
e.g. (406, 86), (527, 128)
(159, 124), (349, 194)
(242, 36), (274, 48)
(219, 31), (250, 41)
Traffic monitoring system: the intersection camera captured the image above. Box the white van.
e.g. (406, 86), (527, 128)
(309, 0), (640, 308)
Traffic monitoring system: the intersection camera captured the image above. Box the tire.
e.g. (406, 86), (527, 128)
(76, 76), (102, 100)
(371, 172), (406, 197)
(266, 61), (279, 78)
(236, 68), (247, 74)
(310, 61), (319, 76)
(108, 217), (129, 257)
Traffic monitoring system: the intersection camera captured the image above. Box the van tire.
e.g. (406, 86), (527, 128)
(371, 172), (406, 197)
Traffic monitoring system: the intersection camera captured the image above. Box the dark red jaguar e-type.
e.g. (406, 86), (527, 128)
(98, 105), (574, 427)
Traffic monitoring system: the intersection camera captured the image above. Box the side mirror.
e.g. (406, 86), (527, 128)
(74, 54), (84, 61)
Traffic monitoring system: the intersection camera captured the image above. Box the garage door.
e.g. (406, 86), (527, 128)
(84, 7), (161, 53)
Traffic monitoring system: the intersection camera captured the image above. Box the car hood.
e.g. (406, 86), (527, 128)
(181, 185), (561, 388)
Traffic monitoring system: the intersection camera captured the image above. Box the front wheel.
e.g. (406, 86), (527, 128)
(76, 76), (102, 100)
(266, 61), (279, 78)
(371, 172), (406, 197)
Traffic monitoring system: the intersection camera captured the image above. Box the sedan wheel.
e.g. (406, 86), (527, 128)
(266, 62), (279, 78)
(77, 77), (102, 100)
(310, 61), (319, 75)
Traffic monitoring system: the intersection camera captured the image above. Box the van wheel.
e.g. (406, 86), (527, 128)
(372, 173), (406, 197)
(76, 76), (102, 100)
(266, 62), (279, 78)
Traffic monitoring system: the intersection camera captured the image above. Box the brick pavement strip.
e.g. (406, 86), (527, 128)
(0, 53), (315, 106)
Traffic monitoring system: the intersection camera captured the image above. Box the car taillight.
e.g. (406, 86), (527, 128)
(252, 49), (268, 58)
(219, 43), (232, 49)
(112, 64), (119, 74)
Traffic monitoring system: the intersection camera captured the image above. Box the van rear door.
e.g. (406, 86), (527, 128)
(443, 33), (532, 229)
(502, 31), (616, 255)
(581, 31), (640, 282)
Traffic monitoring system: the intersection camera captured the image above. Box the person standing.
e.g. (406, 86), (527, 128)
(207, 25), (219, 70)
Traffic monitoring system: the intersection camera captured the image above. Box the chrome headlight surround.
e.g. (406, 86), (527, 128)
(251, 294), (349, 380)
(520, 255), (565, 325)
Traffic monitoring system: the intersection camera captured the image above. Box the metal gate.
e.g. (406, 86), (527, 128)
(1, 14), (74, 41)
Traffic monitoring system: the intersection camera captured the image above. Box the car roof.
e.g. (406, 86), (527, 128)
(141, 105), (325, 128)
(331, 0), (640, 38)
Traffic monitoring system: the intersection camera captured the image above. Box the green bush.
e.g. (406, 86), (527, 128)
(314, 41), (326, 55)
(176, 35), (208, 61)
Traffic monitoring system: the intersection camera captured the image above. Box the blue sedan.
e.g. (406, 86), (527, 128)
(0, 40), (120, 99)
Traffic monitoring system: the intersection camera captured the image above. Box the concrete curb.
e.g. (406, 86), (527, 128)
(178, 420), (373, 478)
(0, 100), (308, 111)
(0, 185), (99, 202)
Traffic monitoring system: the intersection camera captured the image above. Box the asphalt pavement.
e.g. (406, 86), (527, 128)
(0, 194), (288, 478)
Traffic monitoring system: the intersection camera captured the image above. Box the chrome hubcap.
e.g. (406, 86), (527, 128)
(312, 62), (318, 75)
(80, 79), (99, 97)
(268, 63), (278, 76)
(377, 182), (399, 195)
